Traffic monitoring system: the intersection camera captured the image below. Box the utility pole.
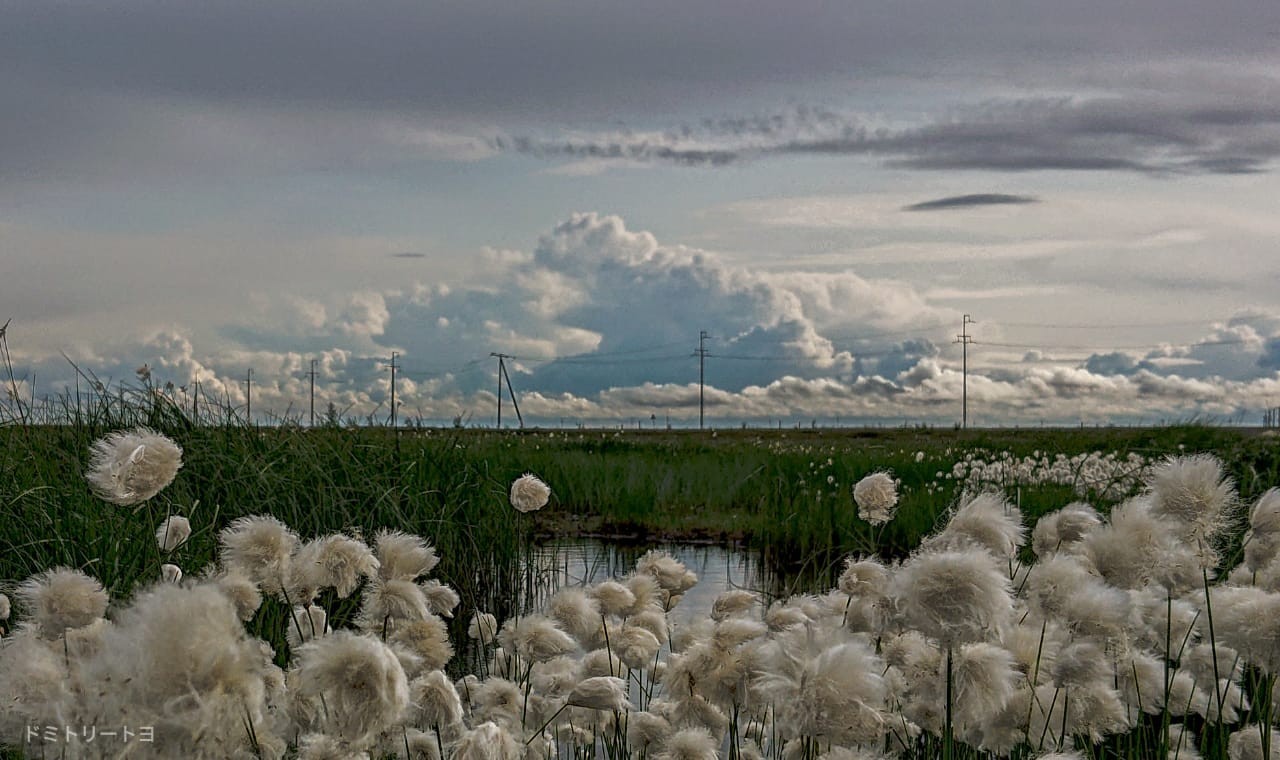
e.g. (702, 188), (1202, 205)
(245, 368), (253, 424)
(389, 351), (398, 429)
(490, 352), (524, 428)
(693, 330), (709, 430)
(954, 315), (975, 429)
(191, 377), (199, 423)
(308, 359), (317, 427)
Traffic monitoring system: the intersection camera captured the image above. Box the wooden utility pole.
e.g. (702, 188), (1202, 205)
(389, 352), (398, 428)
(490, 352), (523, 428)
(693, 330), (709, 430)
(245, 368), (253, 423)
(954, 315), (975, 428)
(308, 359), (317, 427)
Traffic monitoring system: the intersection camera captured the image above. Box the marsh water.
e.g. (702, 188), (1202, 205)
(526, 538), (828, 622)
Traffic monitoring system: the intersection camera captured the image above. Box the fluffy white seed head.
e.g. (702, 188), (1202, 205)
(1147, 454), (1237, 544)
(636, 550), (698, 594)
(892, 548), (1013, 645)
(390, 616), (454, 671)
(468, 612), (498, 643)
(927, 491), (1026, 559)
(156, 515), (192, 552)
(17, 567), (109, 638)
(838, 557), (890, 597)
(627, 711), (672, 752)
(710, 589), (758, 621)
(496, 614), (577, 662)
(375, 530), (439, 582)
(419, 579), (460, 618)
(213, 569), (263, 621)
(854, 471), (898, 525)
(452, 722), (520, 760)
(0, 593), (9, 620)
(161, 563), (183, 584)
(568, 675), (630, 711)
(218, 515), (299, 597)
(1228, 724), (1280, 760)
(86, 427), (183, 505)
(1032, 503), (1102, 557)
(590, 580), (636, 617)
(287, 605), (330, 649)
(654, 726), (719, 760)
(293, 630), (410, 745)
(509, 473), (551, 513)
(409, 669), (464, 729)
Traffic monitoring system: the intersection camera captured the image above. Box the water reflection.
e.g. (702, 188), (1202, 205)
(526, 539), (792, 623)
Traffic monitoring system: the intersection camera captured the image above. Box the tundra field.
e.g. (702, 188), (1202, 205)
(4, 400), (1280, 760)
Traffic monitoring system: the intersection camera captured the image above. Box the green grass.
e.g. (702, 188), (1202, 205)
(4, 389), (1278, 603)
(5, 392), (1280, 759)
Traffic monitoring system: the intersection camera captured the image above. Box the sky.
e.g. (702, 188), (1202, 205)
(4, 0), (1280, 426)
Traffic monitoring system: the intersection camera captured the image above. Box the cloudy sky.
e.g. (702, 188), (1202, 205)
(4, 0), (1280, 426)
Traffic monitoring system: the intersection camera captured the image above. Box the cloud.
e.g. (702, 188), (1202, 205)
(390, 252), (426, 259)
(9, 213), (1280, 427)
(504, 91), (1280, 176)
(903, 194), (1039, 211)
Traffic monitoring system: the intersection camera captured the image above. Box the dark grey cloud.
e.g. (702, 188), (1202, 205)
(3, 0), (1280, 186)
(390, 252), (427, 259)
(903, 194), (1039, 212)
(505, 93), (1280, 176)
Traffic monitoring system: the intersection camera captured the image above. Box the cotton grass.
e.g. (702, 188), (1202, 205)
(85, 426), (183, 505)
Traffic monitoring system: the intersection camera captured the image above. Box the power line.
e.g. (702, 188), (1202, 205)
(976, 337), (1254, 352)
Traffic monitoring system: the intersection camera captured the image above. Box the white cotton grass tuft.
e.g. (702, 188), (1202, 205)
(496, 614), (578, 662)
(952, 642), (1020, 731)
(1032, 502), (1101, 557)
(636, 549), (698, 594)
(218, 514), (299, 597)
(374, 530), (439, 582)
(927, 491), (1026, 559)
(627, 711), (672, 752)
(1227, 724), (1280, 760)
(308, 534), (381, 598)
(161, 563), (183, 584)
(74, 583), (282, 758)
(293, 630), (410, 746)
(419, 579), (460, 618)
(85, 427), (183, 505)
(1245, 488), (1280, 573)
(287, 604), (330, 649)
(892, 548), (1013, 645)
(409, 669), (464, 730)
(567, 675), (630, 711)
(653, 726), (720, 760)
(17, 566), (109, 638)
(452, 721), (521, 760)
(1147, 454), (1238, 545)
(156, 515), (192, 552)
(710, 589), (758, 620)
(390, 616), (454, 671)
(468, 611), (498, 644)
(0, 593), (9, 620)
(853, 470), (898, 525)
(755, 629), (888, 746)
(296, 733), (370, 760)
(1206, 586), (1280, 674)
(548, 586), (602, 643)
(838, 556), (890, 598)
(213, 569), (263, 621)
(592, 580), (638, 616)
(510, 472), (552, 512)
